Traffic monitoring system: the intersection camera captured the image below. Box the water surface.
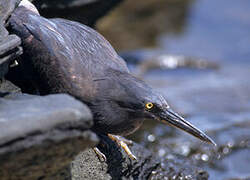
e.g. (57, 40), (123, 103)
(98, 0), (250, 179)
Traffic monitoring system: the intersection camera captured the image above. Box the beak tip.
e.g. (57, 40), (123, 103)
(204, 136), (217, 146)
(209, 139), (217, 147)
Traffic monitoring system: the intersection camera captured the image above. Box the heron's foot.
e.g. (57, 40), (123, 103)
(93, 147), (106, 162)
(108, 134), (137, 160)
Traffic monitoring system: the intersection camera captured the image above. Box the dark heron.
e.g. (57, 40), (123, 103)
(9, 0), (216, 160)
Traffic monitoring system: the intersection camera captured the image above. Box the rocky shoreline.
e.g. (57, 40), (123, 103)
(0, 1), (211, 179)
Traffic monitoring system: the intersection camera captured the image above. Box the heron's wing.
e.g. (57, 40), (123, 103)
(24, 15), (130, 75)
(23, 17), (73, 62)
(50, 18), (130, 74)
(10, 7), (130, 100)
(9, 7), (97, 100)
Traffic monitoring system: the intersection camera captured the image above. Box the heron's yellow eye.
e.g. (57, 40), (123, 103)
(145, 102), (154, 110)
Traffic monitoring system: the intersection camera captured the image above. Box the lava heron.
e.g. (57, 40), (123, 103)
(9, 0), (216, 160)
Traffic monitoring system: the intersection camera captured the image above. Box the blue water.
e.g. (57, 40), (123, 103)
(125, 0), (250, 179)
(99, 0), (250, 178)
(159, 0), (250, 64)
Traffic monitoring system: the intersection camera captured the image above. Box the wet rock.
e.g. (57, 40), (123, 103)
(120, 50), (219, 76)
(32, 0), (123, 26)
(71, 134), (210, 180)
(0, 0), (23, 78)
(149, 157), (209, 180)
(0, 34), (21, 55)
(0, 93), (94, 149)
(96, 0), (192, 51)
(0, 23), (9, 40)
(0, 35), (22, 78)
(0, 93), (99, 180)
(0, 0), (21, 24)
(0, 79), (20, 96)
(71, 135), (160, 180)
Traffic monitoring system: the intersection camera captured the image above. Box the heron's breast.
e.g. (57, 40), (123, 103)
(118, 118), (144, 136)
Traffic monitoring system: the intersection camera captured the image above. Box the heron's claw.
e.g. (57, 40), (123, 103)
(93, 147), (106, 162)
(108, 134), (137, 160)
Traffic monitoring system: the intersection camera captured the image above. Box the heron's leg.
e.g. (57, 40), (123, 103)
(115, 135), (133, 145)
(93, 147), (106, 162)
(108, 134), (137, 160)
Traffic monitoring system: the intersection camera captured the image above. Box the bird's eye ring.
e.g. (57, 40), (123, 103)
(145, 102), (154, 110)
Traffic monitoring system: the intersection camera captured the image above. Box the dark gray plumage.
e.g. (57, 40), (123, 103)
(9, 6), (216, 145)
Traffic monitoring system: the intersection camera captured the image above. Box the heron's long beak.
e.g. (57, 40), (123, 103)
(158, 107), (216, 146)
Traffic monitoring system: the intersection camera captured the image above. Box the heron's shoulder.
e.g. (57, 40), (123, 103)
(50, 18), (130, 73)
(10, 8), (129, 74)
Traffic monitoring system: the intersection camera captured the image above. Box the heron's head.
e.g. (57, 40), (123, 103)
(106, 72), (216, 145)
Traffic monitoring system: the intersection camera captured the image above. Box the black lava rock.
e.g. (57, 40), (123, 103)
(32, 0), (123, 27)
(0, 0), (22, 78)
(71, 135), (160, 180)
